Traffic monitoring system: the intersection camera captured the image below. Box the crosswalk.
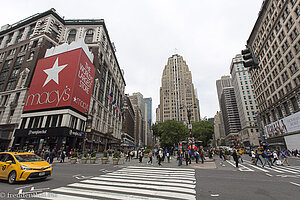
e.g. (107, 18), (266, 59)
(225, 159), (300, 177)
(38, 166), (196, 200)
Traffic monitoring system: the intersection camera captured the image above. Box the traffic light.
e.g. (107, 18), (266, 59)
(189, 131), (192, 135)
(241, 45), (259, 69)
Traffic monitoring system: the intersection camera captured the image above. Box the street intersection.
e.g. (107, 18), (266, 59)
(0, 155), (299, 200)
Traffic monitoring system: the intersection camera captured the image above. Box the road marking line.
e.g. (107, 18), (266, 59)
(126, 166), (195, 172)
(119, 168), (195, 174)
(118, 169), (195, 176)
(290, 182), (300, 187)
(243, 161), (269, 173)
(211, 194), (220, 197)
(266, 173), (273, 177)
(51, 187), (168, 200)
(117, 169), (195, 176)
(91, 177), (195, 189)
(81, 180), (196, 194)
(275, 165), (300, 173)
(68, 183), (196, 200)
(109, 172), (195, 180)
(100, 174), (195, 185)
(270, 166), (298, 174)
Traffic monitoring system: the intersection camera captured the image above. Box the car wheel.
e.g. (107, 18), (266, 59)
(8, 171), (16, 184)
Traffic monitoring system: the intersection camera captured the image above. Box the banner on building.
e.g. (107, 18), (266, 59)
(264, 111), (300, 138)
(23, 48), (95, 115)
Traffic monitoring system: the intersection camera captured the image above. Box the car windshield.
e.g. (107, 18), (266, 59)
(14, 154), (43, 162)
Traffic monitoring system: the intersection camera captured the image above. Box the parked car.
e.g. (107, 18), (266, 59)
(0, 152), (52, 184)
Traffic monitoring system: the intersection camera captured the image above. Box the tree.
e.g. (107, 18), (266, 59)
(191, 120), (214, 147)
(152, 120), (187, 149)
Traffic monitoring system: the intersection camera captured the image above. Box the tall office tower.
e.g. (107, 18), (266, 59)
(0, 9), (126, 151)
(159, 54), (200, 123)
(129, 95), (143, 146)
(247, 0), (300, 150)
(121, 94), (135, 146)
(214, 111), (223, 146)
(215, 75), (232, 139)
(216, 76), (241, 145)
(144, 97), (152, 129)
(131, 92), (147, 146)
(156, 105), (160, 123)
(230, 54), (260, 147)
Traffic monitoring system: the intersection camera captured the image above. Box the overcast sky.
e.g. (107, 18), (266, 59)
(1, 0), (263, 120)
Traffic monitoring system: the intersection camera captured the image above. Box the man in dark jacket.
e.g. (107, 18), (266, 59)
(232, 149), (239, 168)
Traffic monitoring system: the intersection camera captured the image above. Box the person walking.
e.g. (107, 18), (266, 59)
(194, 150), (199, 164)
(232, 149), (239, 168)
(158, 148), (163, 166)
(273, 150), (280, 165)
(219, 149), (225, 166)
(263, 149), (272, 168)
(60, 151), (65, 163)
(148, 151), (153, 164)
(177, 150), (183, 166)
(200, 148), (205, 164)
(138, 149), (143, 163)
(126, 151), (131, 162)
(167, 152), (170, 163)
(251, 149), (256, 164)
(255, 149), (264, 167)
(184, 150), (190, 166)
(49, 150), (56, 164)
(281, 151), (290, 166)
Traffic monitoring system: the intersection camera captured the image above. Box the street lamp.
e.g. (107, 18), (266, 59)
(180, 104), (197, 160)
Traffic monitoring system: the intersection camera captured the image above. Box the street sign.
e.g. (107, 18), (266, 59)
(188, 124), (192, 130)
(188, 137), (195, 144)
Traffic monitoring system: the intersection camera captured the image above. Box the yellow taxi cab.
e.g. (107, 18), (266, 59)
(0, 152), (52, 184)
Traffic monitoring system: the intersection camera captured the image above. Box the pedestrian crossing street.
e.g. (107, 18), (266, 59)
(225, 159), (300, 177)
(39, 166), (196, 200)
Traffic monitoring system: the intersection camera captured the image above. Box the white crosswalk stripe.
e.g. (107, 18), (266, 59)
(226, 159), (300, 176)
(38, 166), (196, 200)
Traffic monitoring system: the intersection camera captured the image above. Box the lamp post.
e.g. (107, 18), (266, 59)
(180, 104), (197, 160)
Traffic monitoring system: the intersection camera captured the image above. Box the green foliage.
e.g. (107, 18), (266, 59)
(221, 139), (226, 146)
(82, 152), (88, 158)
(113, 150), (120, 158)
(153, 120), (187, 149)
(191, 120), (214, 147)
(71, 152), (77, 158)
(91, 152), (96, 158)
(144, 149), (151, 154)
(103, 150), (108, 157)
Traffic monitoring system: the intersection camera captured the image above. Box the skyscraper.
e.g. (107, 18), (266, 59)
(159, 54), (200, 123)
(216, 76), (241, 145)
(246, 0), (300, 150)
(230, 54), (260, 147)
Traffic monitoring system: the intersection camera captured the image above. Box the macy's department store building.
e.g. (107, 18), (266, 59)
(12, 40), (95, 152)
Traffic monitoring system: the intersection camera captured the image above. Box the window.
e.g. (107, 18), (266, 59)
(67, 29), (77, 44)
(26, 23), (36, 39)
(277, 106), (284, 118)
(289, 62), (299, 75)
(291, 97), (299, 111)
(283, 101), (290, 115)
(85, 29), (94, 43)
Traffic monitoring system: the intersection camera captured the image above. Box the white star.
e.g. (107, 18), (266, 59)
(42, 58), (68, 87)
(73, 97), (77, 102)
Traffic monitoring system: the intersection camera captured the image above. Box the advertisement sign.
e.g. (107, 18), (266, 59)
(264, 111), (300, 138)
(23, 48), (95, 115)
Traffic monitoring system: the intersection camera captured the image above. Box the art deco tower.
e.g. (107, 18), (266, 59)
(159, 54), (200, 123)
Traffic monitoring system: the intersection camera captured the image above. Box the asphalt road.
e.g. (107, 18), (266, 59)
(0, 156), (299, 200)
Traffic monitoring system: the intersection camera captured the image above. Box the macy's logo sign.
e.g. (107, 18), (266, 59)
(25, 86), (71, 106)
